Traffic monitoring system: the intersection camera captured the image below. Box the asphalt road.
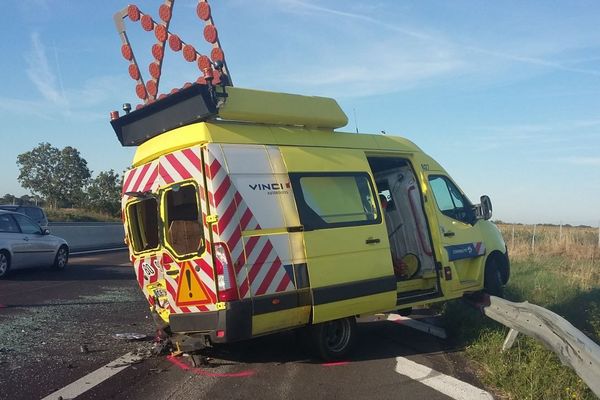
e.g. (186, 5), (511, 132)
(0, 251), (492, 400)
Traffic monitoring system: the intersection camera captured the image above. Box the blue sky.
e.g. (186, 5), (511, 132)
(1, 0), (599, 225)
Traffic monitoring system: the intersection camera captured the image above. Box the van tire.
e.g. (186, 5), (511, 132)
(310, 317), (356, 361)
(484, 258), (504, 298)
(0, 251), (10, 278)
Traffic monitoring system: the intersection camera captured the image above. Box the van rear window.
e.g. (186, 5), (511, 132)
(127, 198), (159, 253)
(163, 184), (204, 257)
(290, 172), (380, 231)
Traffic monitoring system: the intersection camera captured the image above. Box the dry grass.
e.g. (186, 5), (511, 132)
(498, 223), (600, 291)
(443, 223), (600, 399)
(46, 208), (121, 222)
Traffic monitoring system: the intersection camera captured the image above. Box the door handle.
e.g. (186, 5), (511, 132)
(443, 231), (455, 237)
(23, 237), (30, 241)
(365, 238), (381, 244)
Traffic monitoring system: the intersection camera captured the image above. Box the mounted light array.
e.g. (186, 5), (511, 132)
(114, 0), (231, 110)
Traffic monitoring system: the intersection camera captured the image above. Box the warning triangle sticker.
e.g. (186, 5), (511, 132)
(176, 262), (211, 306)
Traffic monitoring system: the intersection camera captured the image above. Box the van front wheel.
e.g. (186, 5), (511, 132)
(484, 258), (504, 298)
(310, 317), (356, 361)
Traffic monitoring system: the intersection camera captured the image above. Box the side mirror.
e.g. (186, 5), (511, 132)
(42, 228), (51, 235)
(480, 195), (493, 220)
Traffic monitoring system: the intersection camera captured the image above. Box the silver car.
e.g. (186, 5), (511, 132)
(0, 210), (69, 278)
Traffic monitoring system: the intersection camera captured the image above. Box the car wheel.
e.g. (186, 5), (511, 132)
(53, 246), (69, 270)
(484, 258), (504, 298)
(310, 317), (356, 361)
(0, 251), (10, 278)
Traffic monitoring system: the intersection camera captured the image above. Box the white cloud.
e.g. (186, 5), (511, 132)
(253, 0), (600, 98)
(25, 32), (68, 107)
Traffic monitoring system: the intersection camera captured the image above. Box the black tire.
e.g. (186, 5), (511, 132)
(397, 307), (412, 317)
(52, 246), (69, 270)
(484, 258), (504, 298)
(0, 251), (10, 279)
(310, 317), (356, 361)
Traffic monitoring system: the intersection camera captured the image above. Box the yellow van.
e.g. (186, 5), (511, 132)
(111, 84), (509, 360)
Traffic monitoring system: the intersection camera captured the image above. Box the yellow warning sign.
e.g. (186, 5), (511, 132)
(176, 262), (211, 306)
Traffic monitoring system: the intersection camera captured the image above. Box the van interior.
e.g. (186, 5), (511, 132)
(367, 157), (436, 283)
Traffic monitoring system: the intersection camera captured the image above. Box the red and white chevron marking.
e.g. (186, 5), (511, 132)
(474, 242), (486, 256)
(132, 254), (161, 299)
(122, 160), (159, 195)
(163, 255), (217, 313)
(205, 144), (294, 299)
(122, 146), (219, 315)
(159, 147), (218, 314)
(159, 147), (203, 184)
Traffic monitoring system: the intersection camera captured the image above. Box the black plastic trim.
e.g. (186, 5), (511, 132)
(168, 299), (253, 343)
(111, 83), (217, 147)
(312, 275), (396, 305)
(252, 289), (312, 316)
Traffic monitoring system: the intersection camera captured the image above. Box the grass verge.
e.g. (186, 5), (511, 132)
(46, 208), (120, 222)
(443, 255), (599, 399)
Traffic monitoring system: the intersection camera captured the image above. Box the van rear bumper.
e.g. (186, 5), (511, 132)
(168, 300), (253, 343)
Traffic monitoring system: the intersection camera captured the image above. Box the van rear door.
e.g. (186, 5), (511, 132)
(157, 147), (219, 315)
(281, 147), (397, 323)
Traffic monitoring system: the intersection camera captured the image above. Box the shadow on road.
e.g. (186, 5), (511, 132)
(199, 319), (459, 365)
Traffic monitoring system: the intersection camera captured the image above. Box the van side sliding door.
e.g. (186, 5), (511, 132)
(281, 147), (397, 323)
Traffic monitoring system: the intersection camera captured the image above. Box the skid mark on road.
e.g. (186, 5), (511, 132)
(166, 355), (256, 377)
(395, 356), (493, 400)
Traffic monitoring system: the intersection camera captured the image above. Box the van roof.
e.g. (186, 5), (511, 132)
(132, 121), (423, 167)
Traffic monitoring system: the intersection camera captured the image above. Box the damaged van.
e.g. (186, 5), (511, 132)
(111, 84), (509, 360)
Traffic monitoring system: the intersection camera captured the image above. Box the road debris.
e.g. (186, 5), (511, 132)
(112, 333), (147, 341)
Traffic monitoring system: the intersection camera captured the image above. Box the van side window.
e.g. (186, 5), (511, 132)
(127, 198), (159, 253)
(290, 172), (380, 230)
(428, 176), (474, 224)
(163, 184), (204, 257)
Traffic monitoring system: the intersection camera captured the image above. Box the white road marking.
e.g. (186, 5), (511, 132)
(41, 352), (142, 400)
(387, 314), (448, 339)
(70, 247), (127, 256)
(395, 357), (493, 400)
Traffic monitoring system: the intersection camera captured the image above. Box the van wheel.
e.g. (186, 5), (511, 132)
(0, 251), (10, 278)
(52, 246), (69, 270)
(310, 317), (356, 361)
(484, 258), (504, 298)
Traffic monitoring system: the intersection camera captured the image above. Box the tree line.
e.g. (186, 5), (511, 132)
(11, 142), (123, 216)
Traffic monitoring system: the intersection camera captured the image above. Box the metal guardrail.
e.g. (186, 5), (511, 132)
(472, 295), (600, 397)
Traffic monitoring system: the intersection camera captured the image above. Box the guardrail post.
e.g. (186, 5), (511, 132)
(502, 328), (519, 352)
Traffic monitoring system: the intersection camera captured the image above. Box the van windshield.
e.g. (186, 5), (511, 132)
(163, 184), (204, 257)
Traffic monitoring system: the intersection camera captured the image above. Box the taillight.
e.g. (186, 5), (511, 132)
(214, 242), (239, 302)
